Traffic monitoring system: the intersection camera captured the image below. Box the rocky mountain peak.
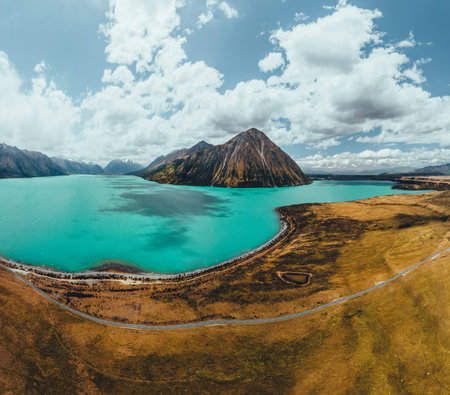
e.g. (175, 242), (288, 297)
(0, 143), (65, 178)
(104, 159), (144, 175)
(140, 129), (311, 188)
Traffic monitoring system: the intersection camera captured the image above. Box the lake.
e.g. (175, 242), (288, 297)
(0, 175), (424, 273)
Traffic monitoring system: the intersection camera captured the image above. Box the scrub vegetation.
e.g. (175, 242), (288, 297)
(0, 191), (449, 393)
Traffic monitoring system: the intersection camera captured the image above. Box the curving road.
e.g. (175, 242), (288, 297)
(0, 247), (449, 331)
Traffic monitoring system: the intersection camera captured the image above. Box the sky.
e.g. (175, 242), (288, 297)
(0, 0), (449, 172)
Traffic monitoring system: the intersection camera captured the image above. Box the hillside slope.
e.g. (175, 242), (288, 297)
(140, 129), (311, 187)
(51, 157), (104, 175)
(104, 159), (144, 174)
(413, 163), (450, 175)
(0, 144), (65, 178)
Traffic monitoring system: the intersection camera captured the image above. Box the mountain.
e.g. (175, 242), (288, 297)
(367, 167), (415, 175)
(139, 128), (311, 187)
(51, 157), (104, 175)
(0, 143), (66, 179)
(144, 141), (213, 171)
(304, 167), (415, 176)
(104, 159), (144, 174)
(413, 163), (450, 175)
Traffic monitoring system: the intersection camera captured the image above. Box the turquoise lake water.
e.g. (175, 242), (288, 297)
(0, 175), (425, 273)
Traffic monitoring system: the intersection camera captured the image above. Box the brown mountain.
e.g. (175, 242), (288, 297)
(413, 163), (450, 175)
(0, 143), (66, 178)
(104, 159), (144, 175)
(51, 157), (104, 175)
(142, 141), (213, 172)
(139, 128), (311, 187)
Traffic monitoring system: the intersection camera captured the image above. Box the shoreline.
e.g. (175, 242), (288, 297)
(0, 207), (291, 282)
(1, 188), (441, 284)
(392, 175), (450, 191)
(1, 190), (449, 394)
(2, 245), (448, 330)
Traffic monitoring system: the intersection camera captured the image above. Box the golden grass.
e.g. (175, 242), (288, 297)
(0, 191), (449, 393)
(24, 191), (449, 326)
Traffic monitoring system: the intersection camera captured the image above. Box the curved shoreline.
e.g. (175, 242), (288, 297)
(0, 208), (291, 282)
(1, 246), (448, 330)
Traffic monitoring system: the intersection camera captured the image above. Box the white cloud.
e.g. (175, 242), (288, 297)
(1, 0), (450, 167)
(102, 65), (135, 86)
(100, 0), (184, 72)
(250, 2), (450, 147)
(294, 12), (309, 22)
(0, 53), (80, 156)
(197, 10), (214, 28)
(397, 31), (416, 48)
(258, 52), (285, 73)
(33, 60), (48, 74)
(298, 148), (450, 172)
(197, 0), (238, 28)
(219, 2), (238, 19)
(76, 0), (225, 163)
(402, 63), (425, 84)
(272, 5), (383, 82)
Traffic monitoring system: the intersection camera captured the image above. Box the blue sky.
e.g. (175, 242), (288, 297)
(0, 0), (449, 171)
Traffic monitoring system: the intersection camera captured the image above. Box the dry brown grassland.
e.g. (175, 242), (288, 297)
(0, 191), (448, 394)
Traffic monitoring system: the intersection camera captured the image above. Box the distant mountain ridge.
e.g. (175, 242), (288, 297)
(138, 128), (311, 187)
(413, 163), (450, 175)
(104, 159), (144, 174)
(0, 145), (145, 179)
(303, 166), (415, 176)
(0, 143), (65, 178)
(3, 139), (446, 182)
(51, 157), (104, 175)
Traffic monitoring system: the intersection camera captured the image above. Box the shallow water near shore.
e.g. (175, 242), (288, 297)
(0, 175), (425, 273)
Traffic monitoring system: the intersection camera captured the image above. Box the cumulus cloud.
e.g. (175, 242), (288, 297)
(1, 0), (449, 168)
(298, 148), (450, 172)
(258, 52), (285, 73)
(197, 10), (214, 28)
(0, 53), (80, 156)
(77, 0), (225, 162)
(256, 2), (450, 147)
(219, 2), (238, 19)
(197, 0), (238, 28)
(100, 0), (184, 72)
(102, 65), (135, 86)
(396, 31), (416, 48)
(33, 60), (48, 74)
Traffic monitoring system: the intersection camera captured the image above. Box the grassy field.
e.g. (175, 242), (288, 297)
(0, 191), (449, 393)
(26, 191), (450, 326)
